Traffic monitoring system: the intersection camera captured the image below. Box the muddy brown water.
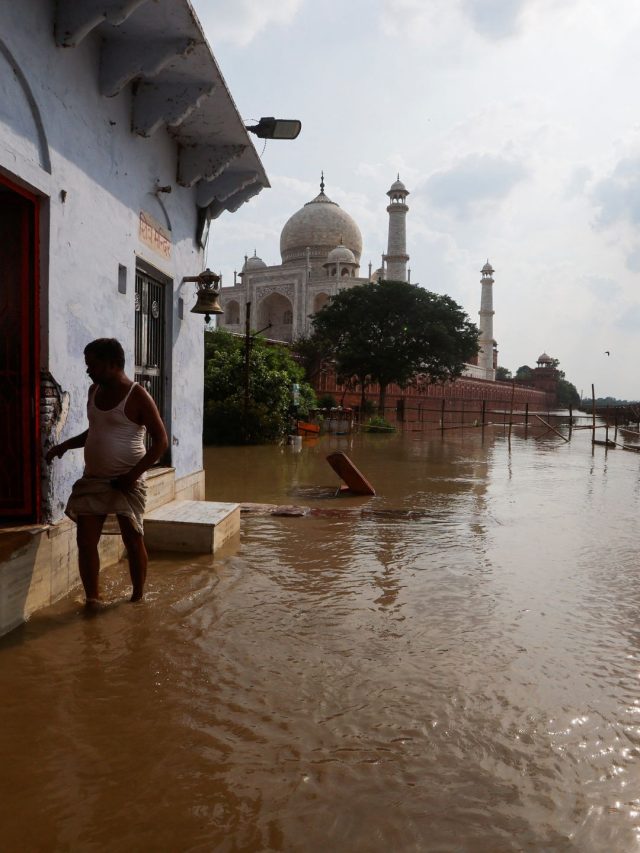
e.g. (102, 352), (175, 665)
(2, 428), (640, 851)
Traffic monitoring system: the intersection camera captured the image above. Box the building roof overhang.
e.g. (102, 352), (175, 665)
(54, 0), (269, 220)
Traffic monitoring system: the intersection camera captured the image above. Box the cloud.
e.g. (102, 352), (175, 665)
(565, 165), (592, 199)
(625, 245), (640, 273)
(380, 0), (567, 43)
(192, 0), (303, 47)
(420, 153), (528, 217)
(591, 157), (640, 229)
(582, 274), (622, 301)
(461, 0), (527, 38)
(355, 162), (386, 180)
(615, 303), (640, 332)
(379, 0), (472, 46)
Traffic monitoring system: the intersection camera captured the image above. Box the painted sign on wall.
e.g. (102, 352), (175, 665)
(139, 211), (171, 259)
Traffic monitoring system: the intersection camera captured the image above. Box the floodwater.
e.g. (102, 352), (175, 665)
(2, 426), (640, 852)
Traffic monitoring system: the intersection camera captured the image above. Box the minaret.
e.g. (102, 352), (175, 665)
(478, 261), (495, 380)
(383, 175), (410, 281)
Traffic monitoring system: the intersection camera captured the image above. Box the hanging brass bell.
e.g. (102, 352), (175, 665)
(191, 287), (223, 323)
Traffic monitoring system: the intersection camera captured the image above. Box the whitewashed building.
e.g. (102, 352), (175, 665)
(0, 0), (268, 632)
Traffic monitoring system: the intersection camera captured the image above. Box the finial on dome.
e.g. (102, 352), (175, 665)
(397, 172), (400, 181)
(320, 171), (325, 194)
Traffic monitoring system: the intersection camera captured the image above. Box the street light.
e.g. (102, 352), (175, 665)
(245, 117), (302, 140)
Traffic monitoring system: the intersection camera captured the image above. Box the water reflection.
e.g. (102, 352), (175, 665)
(3, 428), (640, 850)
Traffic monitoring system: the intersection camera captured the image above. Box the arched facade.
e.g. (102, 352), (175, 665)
(258, 292), (294, 341)
(224, 299), (240, 326)
(218, 179), (371, 340)
(313, 292), (330, 313)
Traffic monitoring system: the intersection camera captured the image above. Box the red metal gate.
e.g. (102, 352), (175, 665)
(0, 177), (39, 523)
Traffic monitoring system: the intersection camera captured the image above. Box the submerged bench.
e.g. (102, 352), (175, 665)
(144, 500), (240, 553)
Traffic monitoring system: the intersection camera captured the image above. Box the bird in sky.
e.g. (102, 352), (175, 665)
(604, 351), (610, 356)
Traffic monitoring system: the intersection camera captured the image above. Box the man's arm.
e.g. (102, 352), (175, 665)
(113, 387), (169, 490)
(45, 384), (94, 465)
(45, 430), (88, 464)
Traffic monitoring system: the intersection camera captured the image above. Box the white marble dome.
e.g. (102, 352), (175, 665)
(242, 251), (267, 272)
(326, 243), (356, 265)
(280, 188), (362, 266)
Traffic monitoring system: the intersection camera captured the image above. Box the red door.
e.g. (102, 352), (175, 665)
(0, 178), (39, 523)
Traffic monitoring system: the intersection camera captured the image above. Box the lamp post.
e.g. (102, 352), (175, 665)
(243, 301), (272, 422)
(244, 302), (251, 423)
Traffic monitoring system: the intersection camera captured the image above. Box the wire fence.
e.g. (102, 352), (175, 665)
(317, 399), (640, 442)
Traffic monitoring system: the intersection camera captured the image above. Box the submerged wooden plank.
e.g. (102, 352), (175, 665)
(326, 453), (376, 496)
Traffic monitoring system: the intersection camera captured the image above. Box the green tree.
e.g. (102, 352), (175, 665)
(203, 328), (316, 444)
(309, 280), (479, 411)
(588, 396), (640, 406)
(495, 366), (512, 381)
(292, 334), (331, 385)
(515, 364), (533, 380)
(556, 378), (580, 408)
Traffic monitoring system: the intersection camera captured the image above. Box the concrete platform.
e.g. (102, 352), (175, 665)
(144, 500), (240, 553)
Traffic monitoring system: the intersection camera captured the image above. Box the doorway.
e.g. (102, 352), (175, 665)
(0, 177), (39, 523)
(134, 266), (169, 461)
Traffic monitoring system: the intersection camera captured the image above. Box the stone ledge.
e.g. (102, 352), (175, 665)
(144, 500), (240, 553)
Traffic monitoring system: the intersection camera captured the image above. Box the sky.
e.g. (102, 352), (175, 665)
(191, 0), (640, 399)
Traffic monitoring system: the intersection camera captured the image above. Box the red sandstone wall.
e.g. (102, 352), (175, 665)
(317, 371), (547, 404)
(315, 371), (551, 424)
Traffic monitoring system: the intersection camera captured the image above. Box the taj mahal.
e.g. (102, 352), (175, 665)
(218, 175), (496, 382)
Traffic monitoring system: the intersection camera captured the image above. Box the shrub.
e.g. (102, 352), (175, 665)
(203, 328), (316, 444)
(364, 415), (395, 433)
(203, 399), (283, 444)
(318, 393), (338, 409)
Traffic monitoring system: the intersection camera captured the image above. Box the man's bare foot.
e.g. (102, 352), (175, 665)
(84, 597), (105, 612)
(130, 590), (144, 603)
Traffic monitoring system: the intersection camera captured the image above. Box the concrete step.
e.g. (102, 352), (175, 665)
(144, 500), (240, 554)
(145, 466), (176, 511)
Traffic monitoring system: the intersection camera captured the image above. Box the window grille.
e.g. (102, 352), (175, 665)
(134, 269), (165, 434)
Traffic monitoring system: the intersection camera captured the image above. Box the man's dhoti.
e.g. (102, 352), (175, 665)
(65, 476), (147, 535)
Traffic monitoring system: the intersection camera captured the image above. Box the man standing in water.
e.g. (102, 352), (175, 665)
(46, 338), (168, 606)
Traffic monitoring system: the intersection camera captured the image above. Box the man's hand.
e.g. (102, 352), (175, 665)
(44, 430), (88, 464)
(110, 471), (139, 492)
(45, 442), (67, 464)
